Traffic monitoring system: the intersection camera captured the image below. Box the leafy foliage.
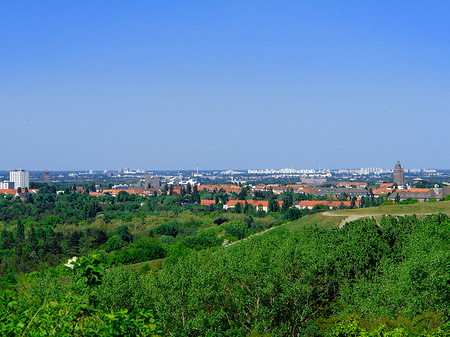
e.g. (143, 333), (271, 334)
(6, 186), (450, 335)
(0, 253), (161, 336)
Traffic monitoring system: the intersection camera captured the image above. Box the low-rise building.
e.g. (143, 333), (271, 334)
(295, 200), (360, 209)
(301, 176), (327, 185)
(271, 186), (289, 195)
(0, 189), (17, 195)
(200, 200), (216, 206)
(388, 188), (450, 202)
(101, 189), (137, 196)
(224, 200), (283, 212)
(314, 188), (369, 198)
(337, 182), (367, 188)
(0, 181), (14, 189)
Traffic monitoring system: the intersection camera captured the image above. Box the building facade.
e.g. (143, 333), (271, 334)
(10, 169), (30, 189)
(0, 181), (15, 189)
(147, 176), (161, 189)
(393, 160), (404, 186)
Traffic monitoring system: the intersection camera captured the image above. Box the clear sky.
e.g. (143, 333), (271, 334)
(1, 1), (449, 171)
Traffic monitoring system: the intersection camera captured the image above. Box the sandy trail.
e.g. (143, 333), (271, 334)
(228, 211), (438, 247)
(322, 212), (434, 228)
(322, 212), (372, 228)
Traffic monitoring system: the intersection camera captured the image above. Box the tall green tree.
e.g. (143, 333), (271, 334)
(28, 224), (39, 252)
(16, 221), (25, 241)
(192, 185), (200, 203)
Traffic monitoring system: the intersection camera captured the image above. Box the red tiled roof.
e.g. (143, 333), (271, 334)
(380, 183), (394, 188)
(252, 200), (269, 207)
(197, 185), (217, 191)
(133, 188), (161, 196)
(171, 188), (181, 195)
(287, 184), (307, 189)
(271, 186), (289, 191)
(0, 189), (17, 195)
(298, 200), (359, 208)
(408, 188), (431, 192)
(226, 200), (247, 206)
(337, 182), (367, 187)
(226, 200), (283, 208)
(201, 200), (216, 206)
(102, 189), (137, 195)
(298, 188), (320, 194)
(373, 187), (394, 195)
(198, 185), (242, 193)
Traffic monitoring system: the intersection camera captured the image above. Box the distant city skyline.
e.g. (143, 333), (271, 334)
(0, 164), (443, 172)
(2, 1), (450, 170)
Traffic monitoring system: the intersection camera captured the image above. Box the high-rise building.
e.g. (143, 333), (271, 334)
(393, 160), (404, 186)
(10, 169), (30, 189)
(43, 170), (50, 184)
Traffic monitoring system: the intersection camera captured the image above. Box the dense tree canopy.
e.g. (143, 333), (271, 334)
(3, 185), (450, 336)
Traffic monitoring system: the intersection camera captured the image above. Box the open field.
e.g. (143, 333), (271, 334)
(275, 200), (450, 232)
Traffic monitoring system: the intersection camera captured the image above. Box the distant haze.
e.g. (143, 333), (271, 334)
(1, 1), (450, 170)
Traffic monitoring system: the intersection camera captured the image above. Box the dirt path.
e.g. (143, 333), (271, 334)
(227, 211), (441, 247)
(321, 212), (373, 228)
(322, 212), (435, 228)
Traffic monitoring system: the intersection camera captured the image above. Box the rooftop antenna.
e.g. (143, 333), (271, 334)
(197, 164), (199, 175)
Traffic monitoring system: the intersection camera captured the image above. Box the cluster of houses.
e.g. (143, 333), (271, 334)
(0, 189), (38, 199)
(2, 179), (450, 211)
(201, 199), (359, 212)
(197, 182), (450, 211)
(222, 200), (284, 212)
(387, 187), (450, 202)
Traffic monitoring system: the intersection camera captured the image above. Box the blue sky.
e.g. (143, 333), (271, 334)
(1, 1), (449, 170)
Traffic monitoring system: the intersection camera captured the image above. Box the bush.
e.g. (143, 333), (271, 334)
(97, 265), (152, 312)
(154, 221), (179, 237)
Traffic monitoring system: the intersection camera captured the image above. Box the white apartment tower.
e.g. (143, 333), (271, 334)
(10, 169), (29, 189)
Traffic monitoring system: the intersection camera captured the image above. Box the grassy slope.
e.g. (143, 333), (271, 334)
(326, 200), (450, 216)
(274, 200), (450, 232)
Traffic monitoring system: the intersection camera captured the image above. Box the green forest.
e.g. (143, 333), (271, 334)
(2, 189), (450, 336)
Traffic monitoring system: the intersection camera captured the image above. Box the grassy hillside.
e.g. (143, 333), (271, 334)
(276, 200), (450, 232)
(329, 200), (450, 216)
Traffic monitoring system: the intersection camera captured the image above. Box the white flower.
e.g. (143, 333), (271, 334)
(64, 256), (78, 269)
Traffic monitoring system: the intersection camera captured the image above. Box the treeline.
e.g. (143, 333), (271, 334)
(4, 214), (450, 335)
(0, 183), (415, 281)
(0, 192), (101, 223)
(0, 190), (288, 277)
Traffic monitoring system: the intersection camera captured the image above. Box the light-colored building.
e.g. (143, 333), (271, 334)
(301, 175), (327, 185)
(294, 200), (360, 210)
(0, 181), (15, 189)
(223, 200), (284, 212)
(10, 169), (29, 189)
(388, 188), (450, 203)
